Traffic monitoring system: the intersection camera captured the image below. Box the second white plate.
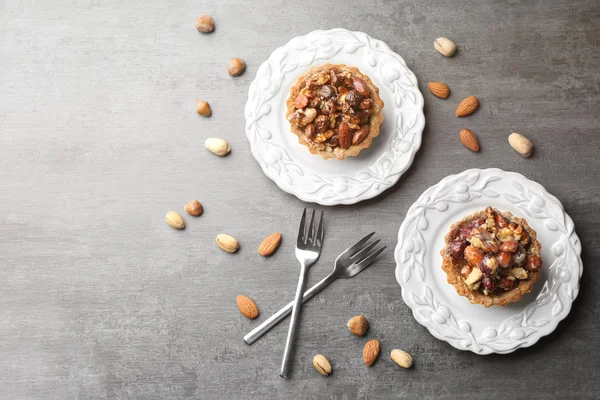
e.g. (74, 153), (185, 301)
(394, 168), (582, 354)
(245, 29), (425, 205)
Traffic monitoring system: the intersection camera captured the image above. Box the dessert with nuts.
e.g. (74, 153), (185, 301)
(286, 64), (384, 160)
(441, 206), (542, 307)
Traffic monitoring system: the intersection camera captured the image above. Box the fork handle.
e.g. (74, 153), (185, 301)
(280, 265), (310, 378)
(244, 273), (337, 345)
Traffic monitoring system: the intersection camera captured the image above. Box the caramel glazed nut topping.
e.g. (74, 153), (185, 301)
(450, 206), (541, 295)
(287, 69), (375, 152)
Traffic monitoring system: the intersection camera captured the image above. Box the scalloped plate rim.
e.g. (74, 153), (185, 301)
(244, 28), (425, 206)
(394, 167), (583, 355)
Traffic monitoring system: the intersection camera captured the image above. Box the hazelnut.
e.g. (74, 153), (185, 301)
(195, 15), (214, 33)
(195, 99), (211, 117)
(228, 58), (245, 76)
(347, 315), (369, 336)
(184, 200), (203, 216)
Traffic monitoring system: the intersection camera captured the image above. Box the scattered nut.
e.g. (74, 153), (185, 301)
(228, 58), (245, 76)
(258, 232), (282, 257)
(313, 354), (332, 376)
(508, 132), (533, 157)
(390, 349), (413, 369)
(196, 99), (211, 117)
(216, 233), (239, 253)
(459, 129), (480, 152)
(428, 82), (450, 99)
(236, 295), (259, 319)
(204, 138), (231, 156)
(185, 200), (203, 216)
(434, 37), (457, 57)
(347, 315), (369, 336)
(195, 14), (214, 33)
(363, 339), (380, 366)
(456, 96), (479, 117)
(165, 211), (185, 229)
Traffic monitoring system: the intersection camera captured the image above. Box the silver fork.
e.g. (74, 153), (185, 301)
(244, 232), (385, 345)
(280, 208), (324, 378)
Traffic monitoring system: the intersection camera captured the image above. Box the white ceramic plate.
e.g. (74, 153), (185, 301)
(245, 29), (425, 205)
(394, 168), (582, 354)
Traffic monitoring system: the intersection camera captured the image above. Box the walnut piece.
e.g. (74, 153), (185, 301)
(464, 268), (483, 289)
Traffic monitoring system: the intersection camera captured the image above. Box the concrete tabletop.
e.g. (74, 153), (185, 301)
(1, 0), (599, 398)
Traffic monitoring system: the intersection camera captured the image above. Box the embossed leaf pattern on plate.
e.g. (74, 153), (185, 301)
(245, 29), (425, 205)
(395, 168), (582, 354)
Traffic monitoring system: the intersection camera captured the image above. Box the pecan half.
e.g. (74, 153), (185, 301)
(352, 125), (370, 145)
(295, 94), (309, 109)
(338, 122), (351, 149)
(353, 77), (370, 97)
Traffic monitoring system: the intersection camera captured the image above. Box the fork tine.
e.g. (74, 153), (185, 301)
(351, 239), (381, 260)
(341, 232), (376, 258)
(306, 209), (316, 244)
(315, 211), (324, 247)
(297, 208), (307, 245)
(356, 246), (386, 267)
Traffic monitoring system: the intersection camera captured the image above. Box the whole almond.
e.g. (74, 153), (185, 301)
(195, 14), (214, 33)
(428, 82), (450, 99)
(347, 315), (369, 336)
(456, 96), (479, 117)
(363, 339), (380, 366)
(434, 37), (456, 57)
(390, 349), (413, 369)
(459, 129), (480, 152)
(205, 138), (231, 156)
(508, 132), (533, 157)
(312, 354), (332, 376)
(258, 232), (282, 257)
(236, 295), (259, 319)
(216, 234), (239, 253)
(165, 211), (185, 229)
(185, 200), (203, 216)
(196, 99), (211, 117)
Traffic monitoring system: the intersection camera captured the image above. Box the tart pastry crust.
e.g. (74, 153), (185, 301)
(286, 64), (384, 160)
(441, 208), (542, 307)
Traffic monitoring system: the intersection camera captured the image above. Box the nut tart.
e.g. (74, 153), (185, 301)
(441, 206), (542, 307)
(286, 64), (384, 160)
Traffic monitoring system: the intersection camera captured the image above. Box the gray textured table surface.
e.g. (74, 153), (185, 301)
(1, 0), (599, 399)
